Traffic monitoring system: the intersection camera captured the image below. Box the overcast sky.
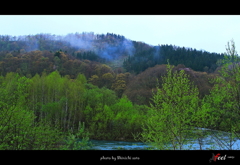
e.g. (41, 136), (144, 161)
(0, 15), (239, 54)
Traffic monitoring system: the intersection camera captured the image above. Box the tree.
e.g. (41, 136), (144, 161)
(139, 63), (199, 150)
(111, 73), (127, 98)
(110, 95), (141, 140)
(123, 64), (168, 105)
(67, 74), (86, 132)
(101, 72), (114, 88)
(201, 39), (240, 149)
(88, 75), (100, 86)
(59, 122), (92, 150)
(0, 73), (64, 150)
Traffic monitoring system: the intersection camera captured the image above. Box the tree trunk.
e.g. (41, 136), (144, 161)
(72, 101), (77, 132)
(67, 106), (71, 131)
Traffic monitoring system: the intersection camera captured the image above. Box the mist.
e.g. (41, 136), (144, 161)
(25, 36), (39, 52)
(0, 33), (136, 62)
(60, 32), (136, 61)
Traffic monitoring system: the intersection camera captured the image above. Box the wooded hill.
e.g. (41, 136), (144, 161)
(0, 32), (225, 73)
(0, 32), (227, 105)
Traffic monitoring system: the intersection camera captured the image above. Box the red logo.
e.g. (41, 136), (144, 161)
(209, 153), (227, 163)
(214, 153), (220, 161)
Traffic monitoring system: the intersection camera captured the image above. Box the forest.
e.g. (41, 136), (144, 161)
(0, 32), (240, 150)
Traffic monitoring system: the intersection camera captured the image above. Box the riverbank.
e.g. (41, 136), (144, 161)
(89, 128), (240, 150)
(52, 127), (240, 150)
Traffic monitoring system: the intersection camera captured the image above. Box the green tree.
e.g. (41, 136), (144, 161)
(88, 75), (100, 86)
(201, 39), (240, 149)
(111, 73), (127, 98)
(60, 122), (93, 150)
(101, 72), (114, 88)
(139, 63), (199, 150)
(0, 73), (64, 150)
(66, 74), (86, 132)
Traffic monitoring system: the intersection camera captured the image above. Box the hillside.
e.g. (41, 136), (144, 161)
(123, 44), (225, 74)
(0, 32), (227, 103)
(0, 32), (225, 74)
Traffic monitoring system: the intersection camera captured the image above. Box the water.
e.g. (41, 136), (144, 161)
(88, 128), (240, 150)
(89, 140), (151, 150)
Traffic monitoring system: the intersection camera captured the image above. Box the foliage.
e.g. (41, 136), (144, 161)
(139, 62), (200, 150)
(124, 64), (216, 106)
(123, 44), (224, 74)
(111, 73), (129, 98)
(60, 122), (93, 150)
(201, 39), (240, 149)
(0, 73), (64, 150)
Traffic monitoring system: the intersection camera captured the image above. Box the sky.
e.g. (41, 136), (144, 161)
(0, 15), (240, 54)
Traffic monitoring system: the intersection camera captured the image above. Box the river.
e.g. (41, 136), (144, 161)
(86, 128), (240, 150)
